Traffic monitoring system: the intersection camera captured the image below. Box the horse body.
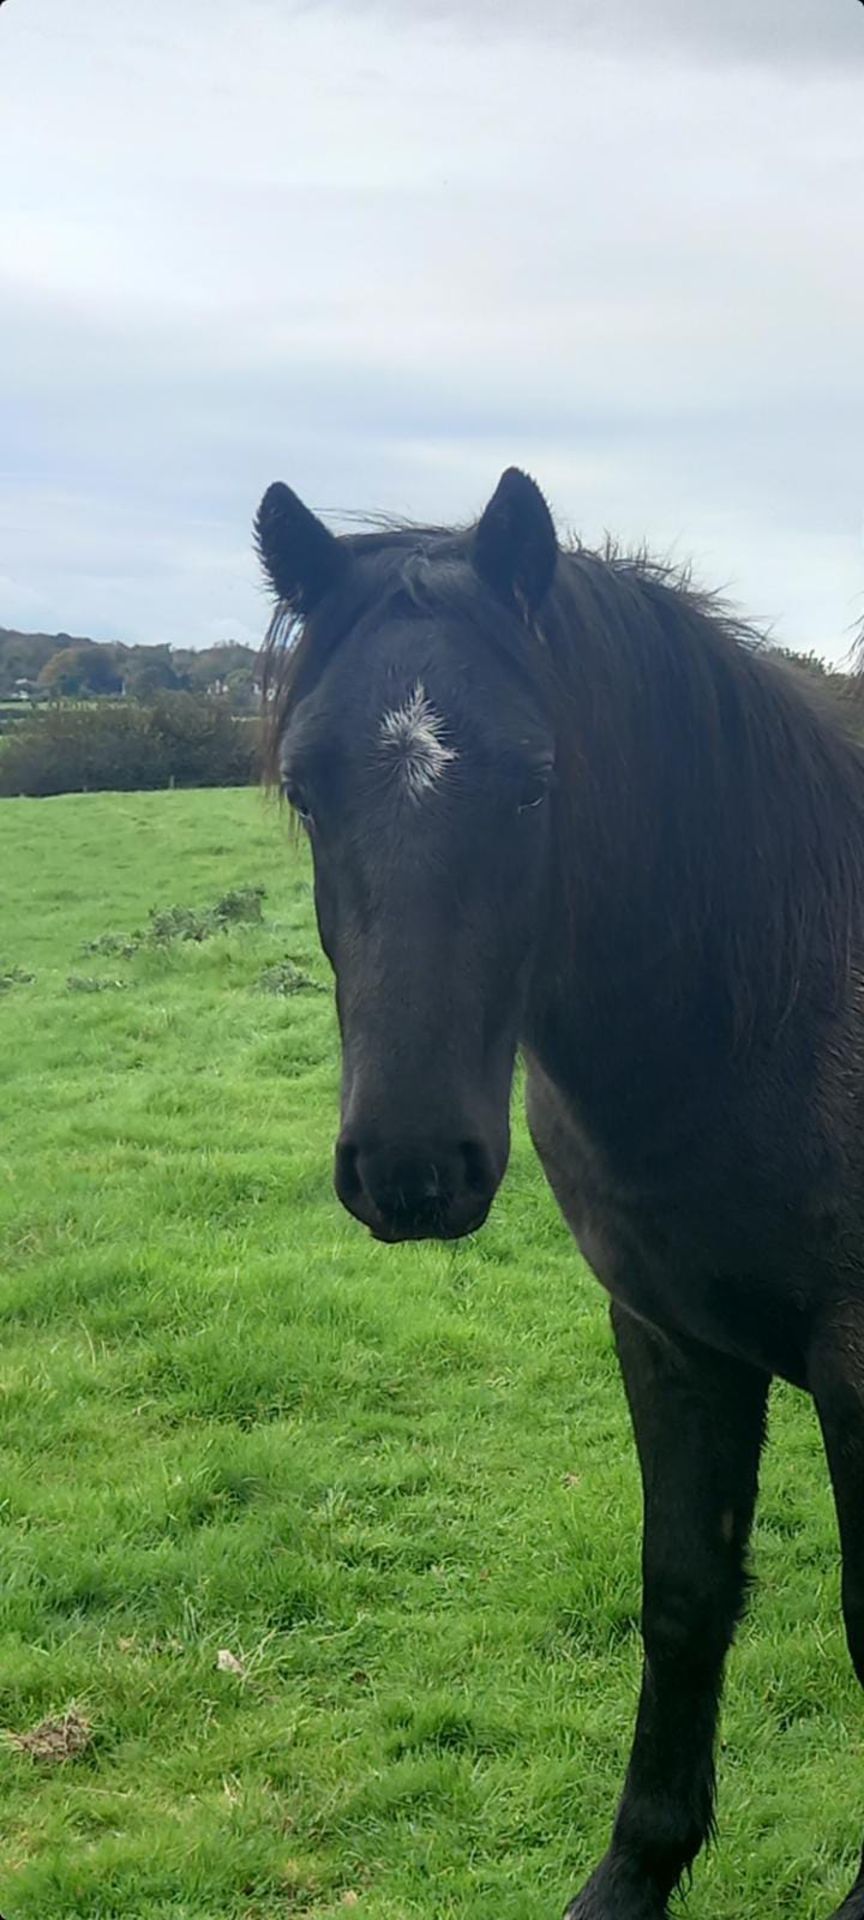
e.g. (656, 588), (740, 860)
(524, 1052), (814, 1384)
(522, 968), (863, 1387)
(255, 468), (864, 1918)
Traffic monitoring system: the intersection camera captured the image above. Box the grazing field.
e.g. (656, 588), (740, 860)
(0, 787), (860, 1920)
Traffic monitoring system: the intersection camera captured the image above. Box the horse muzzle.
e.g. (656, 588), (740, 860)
(334, 1134), (498, 1241)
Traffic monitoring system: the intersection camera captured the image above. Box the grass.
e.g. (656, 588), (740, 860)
(0, 786), (861, 1920)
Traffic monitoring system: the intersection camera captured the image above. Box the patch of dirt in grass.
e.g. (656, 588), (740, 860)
(5, 1705), (93, 1763)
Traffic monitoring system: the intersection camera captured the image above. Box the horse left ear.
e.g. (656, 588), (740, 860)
(473, 468), (558, 614)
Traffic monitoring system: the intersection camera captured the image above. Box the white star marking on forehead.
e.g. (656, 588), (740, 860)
(379, 682), (458, 800)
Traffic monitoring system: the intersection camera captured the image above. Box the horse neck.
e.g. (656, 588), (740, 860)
(519, 607), (821, 1122)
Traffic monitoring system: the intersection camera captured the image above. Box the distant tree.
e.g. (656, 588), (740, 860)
(181, 641), (260, 699)
(123, 646), (186, 700)
(38, 644), (123, 698)
(222, 666), (259, 713)
(0, 630), (69, 695)
(38, 648), (85, 696)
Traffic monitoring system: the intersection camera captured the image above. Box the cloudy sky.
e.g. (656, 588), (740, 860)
(1, 0), (862, 657)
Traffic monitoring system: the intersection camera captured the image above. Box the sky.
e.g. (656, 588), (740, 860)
(1, 0), (862, 658)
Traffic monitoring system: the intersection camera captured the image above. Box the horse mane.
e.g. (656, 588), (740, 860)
(261, 523), (864, 1045)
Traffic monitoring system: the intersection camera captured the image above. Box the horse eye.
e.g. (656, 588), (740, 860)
(283, 781), (313, 825)
(517, 768), (552, 813)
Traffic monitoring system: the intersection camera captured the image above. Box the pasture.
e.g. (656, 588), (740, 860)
(0, 786), (860, 1919)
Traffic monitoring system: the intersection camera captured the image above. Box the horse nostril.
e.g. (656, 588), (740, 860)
(381, 1162), (449, 1217)
(459, 1140), (494, 1196)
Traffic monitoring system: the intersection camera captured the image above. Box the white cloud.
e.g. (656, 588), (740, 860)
(341, 0), (864, 65)
(0, 0), (862, 654)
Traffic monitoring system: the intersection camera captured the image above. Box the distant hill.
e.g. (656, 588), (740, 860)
(0, 627), (260, 709)
(0, 627), (99, 692)
(0, 626), (100, 649)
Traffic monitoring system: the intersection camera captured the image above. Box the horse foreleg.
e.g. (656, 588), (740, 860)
(564, 1304), (769, 1920)
(812, 1318), (864, 1919)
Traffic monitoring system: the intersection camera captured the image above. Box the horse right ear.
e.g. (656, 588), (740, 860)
(473, 468), (558, 614)
(254, 483), (347, 613)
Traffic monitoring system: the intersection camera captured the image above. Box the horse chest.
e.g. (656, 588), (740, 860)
(523, 1054), (811, 1383)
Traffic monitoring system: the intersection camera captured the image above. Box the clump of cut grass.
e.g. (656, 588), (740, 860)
(80, 883), (267, 959)
(255, 959), (326, 996)
(0, 965), (36, 992)
(81, 932), (141, 959)
(65, 974), (127, 993)
(148, 884), (265, 945)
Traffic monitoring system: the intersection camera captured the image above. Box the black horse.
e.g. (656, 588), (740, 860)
(255, 469), (864, 1920)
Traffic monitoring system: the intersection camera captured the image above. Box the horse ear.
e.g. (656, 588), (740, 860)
(254, 482), (347, 613)
(473, 468), (557, 613)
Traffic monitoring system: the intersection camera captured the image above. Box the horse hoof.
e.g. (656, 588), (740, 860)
(565, 1906), (667, 1920)
(563, 1865), (669, 1920)
(564, 1901), (667, 1920)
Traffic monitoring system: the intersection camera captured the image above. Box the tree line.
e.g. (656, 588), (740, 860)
(0, 629), (260, 709)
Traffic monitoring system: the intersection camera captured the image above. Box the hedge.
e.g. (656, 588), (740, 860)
(0, 695), (261, 797)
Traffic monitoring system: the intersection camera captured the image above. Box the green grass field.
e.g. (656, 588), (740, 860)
(0, 787), (861, 1919)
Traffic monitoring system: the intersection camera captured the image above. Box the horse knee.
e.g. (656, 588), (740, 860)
(642, 1574), (740, 1674)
